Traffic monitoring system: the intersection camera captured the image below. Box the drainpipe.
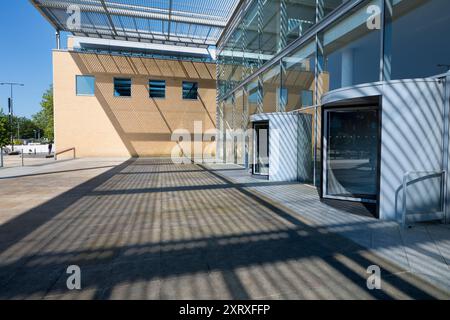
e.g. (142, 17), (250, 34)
(56, 30), (61, 50)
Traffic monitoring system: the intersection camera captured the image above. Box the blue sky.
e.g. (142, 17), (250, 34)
(0, 1), (65, 118)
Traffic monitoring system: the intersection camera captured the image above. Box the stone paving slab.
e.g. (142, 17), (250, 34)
(207, 163), (450, 297)
(0, 158), (449, 300)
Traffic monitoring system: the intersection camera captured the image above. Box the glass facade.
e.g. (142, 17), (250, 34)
(217, 0), (320, 98)
(385, 0), (450, 80)
(224, 96), (234, 163)
(217, 0), (450, 187)
(235, 89), (246, 165)
(262, 63), (282, 113)
(319, 0), (350, 20)
(247, 77), (262, 116)
(282, 40), (316, 111)
(318, 0), (381, 92)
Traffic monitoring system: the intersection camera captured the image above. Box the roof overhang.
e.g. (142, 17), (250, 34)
(71, 36), (215, 59)
(30, 0), (241, 48)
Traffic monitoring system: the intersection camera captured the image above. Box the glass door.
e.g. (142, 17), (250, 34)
(323, 107), (380, 203)
(253, 122), (269, 176)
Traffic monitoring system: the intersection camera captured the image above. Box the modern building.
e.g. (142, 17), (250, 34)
(32, 0), (450, 225)
(216, 0), (450, 224)
(53, 37), (217, 157)
(31, 0), (240, 158)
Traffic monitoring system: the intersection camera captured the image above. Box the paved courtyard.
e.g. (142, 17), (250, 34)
(0, 158), (449, 299)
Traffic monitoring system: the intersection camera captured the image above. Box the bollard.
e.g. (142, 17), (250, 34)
(21, 150), (24, 167)
(0, 147), (3, 168)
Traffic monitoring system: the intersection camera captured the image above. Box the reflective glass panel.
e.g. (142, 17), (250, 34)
(386, 0), (450, 79)
(76, 75), (95, 96)
(319, 0), (381, 92)
(326, 108), (379, 200)
(282, 40), (316, 111)
(262, 63), (282, 113)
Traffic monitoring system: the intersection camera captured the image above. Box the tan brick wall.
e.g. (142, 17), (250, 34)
(53, 50), (217, 158)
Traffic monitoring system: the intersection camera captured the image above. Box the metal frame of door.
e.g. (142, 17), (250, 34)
(252, 121), (270, 176)
(322, 105), (380, 204)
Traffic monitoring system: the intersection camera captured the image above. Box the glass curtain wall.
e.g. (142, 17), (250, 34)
(243, 1), (261, 79)
(217, 0), (450, 183)
(384, 0), (450, 80)
(285, 0), (317, 47)
(282, 40), (316, 111)
(218, 0), (378, 173)
(247, 77), (263, 116)
(218, 0), (319, 100)
(282, 40), (317, 183)
(262, 62), (282, 113)
(318, 0), (350, 20)
(318, 0), (381, 95)
(224, 96), (235, 163)
(246, 77), (262, 168)
(260, 0), (282, 63)
(235, 89), (246, 165)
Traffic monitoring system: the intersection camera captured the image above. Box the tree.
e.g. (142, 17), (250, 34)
(12, 116), (39, 140)
(32, 85), (54, 140)
(0, 109), (9, 148)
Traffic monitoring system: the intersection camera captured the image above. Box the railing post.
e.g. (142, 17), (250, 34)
(402, 170), (447, 228)
(402, 172), (408, 228)
(55, 147), (75, 161)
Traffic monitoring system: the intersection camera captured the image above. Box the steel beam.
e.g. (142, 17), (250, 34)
(34, 0), (229, 28)
(99, 0), (119, 37)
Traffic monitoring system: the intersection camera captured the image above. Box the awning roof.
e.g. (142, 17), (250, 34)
(30, 0), (241, 47)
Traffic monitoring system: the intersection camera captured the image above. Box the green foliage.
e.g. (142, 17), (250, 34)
(0, 86), (54, 146)
(12, 116), (40, 140)
(32, 86), (54, 140)
(0, 109), (9, 148)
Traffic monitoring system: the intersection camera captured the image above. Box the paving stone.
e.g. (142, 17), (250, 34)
(0, 158), (449, 299)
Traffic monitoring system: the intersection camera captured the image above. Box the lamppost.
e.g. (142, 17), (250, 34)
(0, 82), (24, 152)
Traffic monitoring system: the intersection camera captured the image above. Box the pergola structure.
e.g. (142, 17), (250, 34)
(30, 0), (241, 48)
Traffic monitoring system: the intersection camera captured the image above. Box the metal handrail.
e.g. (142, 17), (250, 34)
(55, 147), (76, 161)
(402, 170), (446, 228)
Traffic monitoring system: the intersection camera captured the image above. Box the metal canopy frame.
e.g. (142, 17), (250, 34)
(30, 0), (241, 48)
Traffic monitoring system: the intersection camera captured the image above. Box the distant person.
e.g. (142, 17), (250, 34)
(48, 142), (53, 155)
